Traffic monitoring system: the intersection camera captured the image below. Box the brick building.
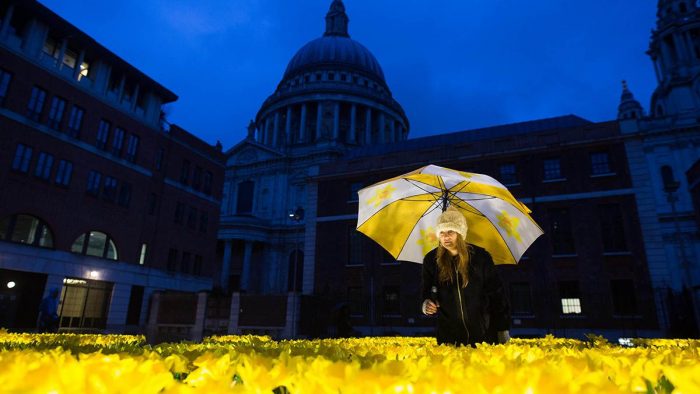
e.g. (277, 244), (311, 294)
(0, 0), (224, 333)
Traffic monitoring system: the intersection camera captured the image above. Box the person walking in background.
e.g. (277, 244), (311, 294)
(37, 287), (60, 333)
(421, 205), (511, 346)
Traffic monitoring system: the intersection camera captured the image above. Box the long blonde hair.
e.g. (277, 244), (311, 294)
(436, 233), (470, 288)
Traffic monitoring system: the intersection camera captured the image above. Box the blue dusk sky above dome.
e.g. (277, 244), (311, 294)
(40, 0), (657, 148)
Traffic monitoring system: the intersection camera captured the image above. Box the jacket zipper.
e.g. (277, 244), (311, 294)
(453, 260), (470, 343)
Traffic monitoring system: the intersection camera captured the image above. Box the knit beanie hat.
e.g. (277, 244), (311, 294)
(435, 205), (468, 239)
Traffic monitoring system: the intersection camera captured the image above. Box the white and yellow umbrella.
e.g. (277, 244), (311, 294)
(357, 164), (543, 265)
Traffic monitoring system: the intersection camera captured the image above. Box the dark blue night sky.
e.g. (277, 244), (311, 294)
(39, 1), (658, 148)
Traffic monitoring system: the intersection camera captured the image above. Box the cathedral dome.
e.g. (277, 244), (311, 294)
(283, 36), (386, 83)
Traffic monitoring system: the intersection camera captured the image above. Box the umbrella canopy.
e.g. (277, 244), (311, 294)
(356, 164), (543, 265)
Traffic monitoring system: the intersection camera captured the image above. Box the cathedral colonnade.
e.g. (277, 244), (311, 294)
(255, 101), (407, 147)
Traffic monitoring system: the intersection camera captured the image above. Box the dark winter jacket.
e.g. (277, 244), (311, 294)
(422, 245), (510, 346)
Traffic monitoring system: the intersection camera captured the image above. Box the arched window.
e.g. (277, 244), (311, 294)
(0, 214), (54, 248)
(71, 231), (118, 260)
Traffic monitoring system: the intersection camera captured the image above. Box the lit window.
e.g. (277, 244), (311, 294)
(561, 298), (582, 314)
(0, 214), (54, 248)
(139, 243), (148, 265)
(71, 231), (118, 260)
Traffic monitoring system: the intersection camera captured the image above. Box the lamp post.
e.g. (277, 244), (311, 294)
(664, 179), (700, 335)
(288, 207), (304, 338)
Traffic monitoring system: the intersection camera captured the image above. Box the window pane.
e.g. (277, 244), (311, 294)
(86, 231), (107, 257)
(106, 239), (118, 260)
(71, 233), (86, 253)
(37, 225), (53, 248)
(11, 214), (39, 244)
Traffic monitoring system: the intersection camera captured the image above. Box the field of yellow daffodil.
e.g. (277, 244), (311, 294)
(0, 330), (698, 393)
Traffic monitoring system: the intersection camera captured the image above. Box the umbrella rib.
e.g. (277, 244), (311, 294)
(394, 200), (443, 260)
(403, 178), (443, 200)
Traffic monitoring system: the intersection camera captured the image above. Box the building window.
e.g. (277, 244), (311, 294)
(0, 214), (54, 248)
(510, 282), (533, 315)
(549, 208), (575, 254)
(598, 204), (627, 252)
(559, 281), (582, 314)
(181, 252), (191, 274)
(66, 106), (84, 138)
(54, 159), (73, 186)
(11, 144), (32, 173)
(0, 68), (12, 106)
(155, 148), (164, 171)
(86, 170), (102, 196)
(543, 158), (562, 180)
(236, 180), (254, 214)
(192, 166), (203, 190)
(347, 286), (364, 316)
(148, 193), (158, 215)
(203, 171), (213, 195)
(610, 280), (637, 316)
(499, 163), (518, 185)
(26, 86), (46, 121)
(111, 127), (125, 156)
(382, 286), (400, 315)
(102, 176), (118, 202)
(199, 212), (208, 233)
(193, 255), (203, 276)
(139, 243), (148, 265)
(34, 151), (54, 181)
(118, 182), (132, 207)
(167, 249), (178, 271)
(70, 231), (118, 260)
(180, 160), (190, 185)
(174, 202), (185, 224)
(47, 96), (66, 129)
(348, 227), (364, 266)
(590, 152), (611, 175)
(125, 134), (139, 162)
(96, 120), (110, 150)
(187, 206), (197, 229)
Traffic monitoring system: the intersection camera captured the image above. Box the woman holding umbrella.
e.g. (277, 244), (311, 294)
(421, 205), (511, 346)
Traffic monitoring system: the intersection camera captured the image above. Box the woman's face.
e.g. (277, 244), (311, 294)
(439, 230), (458, 252)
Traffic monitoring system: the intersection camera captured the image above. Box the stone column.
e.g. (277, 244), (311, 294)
(273, 111), (280, 147)
(285, 106), (293, 145)
(240, 241), (253, 291)
(57, 39), (67, 69)
(316, 102), (323, 141)
(264, 117), (273, 145)
(299, 104), (307, 143)
(365, 107), (372, 144)
(332, 101), (340, 140)
(130, 84), (140, 111)
(221, 240), (232, 290)
(228, 292), (241, 334)
(389, 118), (396, 143)
(349, 104), (357, 143)
(378, 112), (386, 143)
(190, 291), (208, 342)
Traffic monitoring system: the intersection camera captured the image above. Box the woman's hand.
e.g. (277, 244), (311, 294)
(422, 299), (440, 315)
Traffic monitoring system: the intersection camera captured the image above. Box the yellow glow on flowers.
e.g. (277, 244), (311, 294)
(1, 333), (699, 393)
(496, 210), (521, 242)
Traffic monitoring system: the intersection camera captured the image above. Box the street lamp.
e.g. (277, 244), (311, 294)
(663, 170), (700, 335)
(288, 207), (304, 338)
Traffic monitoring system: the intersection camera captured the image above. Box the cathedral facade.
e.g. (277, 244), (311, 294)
(219, 0), (700, 339)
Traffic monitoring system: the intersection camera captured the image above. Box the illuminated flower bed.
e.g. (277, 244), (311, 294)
(0, 330), (698, 393)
